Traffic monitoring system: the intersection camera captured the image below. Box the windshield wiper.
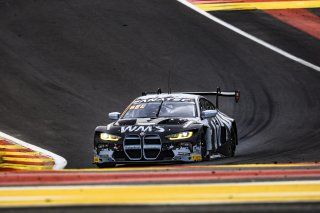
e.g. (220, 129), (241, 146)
(155, 101), (164, 117)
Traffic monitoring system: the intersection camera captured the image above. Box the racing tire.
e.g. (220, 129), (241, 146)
(200, 130), (210, 161)
(229, 127), (237, 157)
(96, 162), (116, 168)
(219, 127), (237, 158)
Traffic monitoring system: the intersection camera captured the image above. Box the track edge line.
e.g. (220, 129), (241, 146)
(176, 0), (320, 72)
(0, 131), (67, 170)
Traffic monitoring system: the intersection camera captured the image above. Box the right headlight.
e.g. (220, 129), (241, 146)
(166, 131), (193, 141)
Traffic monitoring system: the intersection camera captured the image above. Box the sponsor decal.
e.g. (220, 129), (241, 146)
(140, 132), (146, 137)
(134, 97), (193, 103)
(121, 126), (165, 133)
(191, 154), (202, 161)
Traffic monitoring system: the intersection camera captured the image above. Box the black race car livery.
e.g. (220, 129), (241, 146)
(93, 89), (240, 167)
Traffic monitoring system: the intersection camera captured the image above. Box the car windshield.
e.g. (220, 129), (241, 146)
(123, 100), (197, 118)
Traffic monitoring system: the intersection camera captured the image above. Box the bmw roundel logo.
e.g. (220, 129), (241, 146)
(140, 132), (146, 137)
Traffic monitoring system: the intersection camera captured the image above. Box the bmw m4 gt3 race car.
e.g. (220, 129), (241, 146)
(93, 88), (240, 167)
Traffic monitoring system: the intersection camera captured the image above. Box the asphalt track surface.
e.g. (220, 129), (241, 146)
(1, 0), (320, 168)
(1, 0), (320, 212)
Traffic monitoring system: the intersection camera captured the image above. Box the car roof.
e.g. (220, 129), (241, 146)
(135, 93), (201, 101)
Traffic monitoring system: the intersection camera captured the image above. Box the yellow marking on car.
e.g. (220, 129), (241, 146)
(0, 180), (320, 207)
(191, 154), (202, 161)
(93, 156), (100, 163)
(195, 1), (320, 11)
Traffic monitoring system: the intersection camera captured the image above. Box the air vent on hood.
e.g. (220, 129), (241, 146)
(158, 118), (188, 125)
(117, 119), (137, 126)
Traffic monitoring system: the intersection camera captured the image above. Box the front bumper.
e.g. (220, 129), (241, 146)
(93, 145), (202, 165)
(94, 130), (203, 165)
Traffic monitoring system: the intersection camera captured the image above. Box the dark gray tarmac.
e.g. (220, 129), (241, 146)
(1, 1), (320, 211)
(1, 0), (320, 168)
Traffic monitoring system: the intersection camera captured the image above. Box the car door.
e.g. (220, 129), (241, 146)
(199, 98), (220, 151)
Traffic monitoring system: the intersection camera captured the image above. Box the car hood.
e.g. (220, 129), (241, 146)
(95, 117), (202, 136)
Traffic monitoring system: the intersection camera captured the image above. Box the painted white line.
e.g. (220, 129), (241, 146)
(0, 131), (67, 169)
(177, 0), (320, 72)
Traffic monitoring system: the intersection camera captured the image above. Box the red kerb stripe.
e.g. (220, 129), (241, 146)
(1, 169), (320, 185)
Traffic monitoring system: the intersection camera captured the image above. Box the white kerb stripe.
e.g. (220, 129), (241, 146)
(177, 0), (320, 72)
(0, 131), (67, 169)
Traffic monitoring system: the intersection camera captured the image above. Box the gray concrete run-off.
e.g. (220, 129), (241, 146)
(3, 203), (320, 213)
(1, 0), (320, 169)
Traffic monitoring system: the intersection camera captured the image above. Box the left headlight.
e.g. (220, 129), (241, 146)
(100, 133), (121, 142)
(166, 131), (193, 141)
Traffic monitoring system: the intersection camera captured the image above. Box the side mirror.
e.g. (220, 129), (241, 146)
(108, 112), (121, 120)
(201, 110), (217, 119)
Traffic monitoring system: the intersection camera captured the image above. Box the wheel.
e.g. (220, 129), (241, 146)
(219, 127), (237, 157)
(229, 127), (237, 157)
(200, 129), (210, 161)
(202, 143), (211, 161)
(96, 162), (116, 168)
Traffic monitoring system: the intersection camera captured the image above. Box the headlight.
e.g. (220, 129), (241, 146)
(100, 133), (121, 142)
(166, 131), (193, 141)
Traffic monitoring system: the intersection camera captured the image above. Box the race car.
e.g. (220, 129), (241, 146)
(93, 88), (240, 167)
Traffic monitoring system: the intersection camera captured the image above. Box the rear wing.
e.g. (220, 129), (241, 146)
(182, 87), (240, 109)
(141, 88), (163, 96)
(141, 87), (240, 109)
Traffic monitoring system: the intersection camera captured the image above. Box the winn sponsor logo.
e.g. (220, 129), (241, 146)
(121, 126), (165, 133)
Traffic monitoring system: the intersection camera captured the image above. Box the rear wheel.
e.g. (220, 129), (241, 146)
(229, 127), (237, 157)
(219, 127), (237, 157)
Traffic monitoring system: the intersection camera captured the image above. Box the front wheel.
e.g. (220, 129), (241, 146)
(200, 130), (210, 161)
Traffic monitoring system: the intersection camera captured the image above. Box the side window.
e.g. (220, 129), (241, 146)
(199, 99), (206, 112)
(199, 98), (216, 113)
(206, 100), (215, 110)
